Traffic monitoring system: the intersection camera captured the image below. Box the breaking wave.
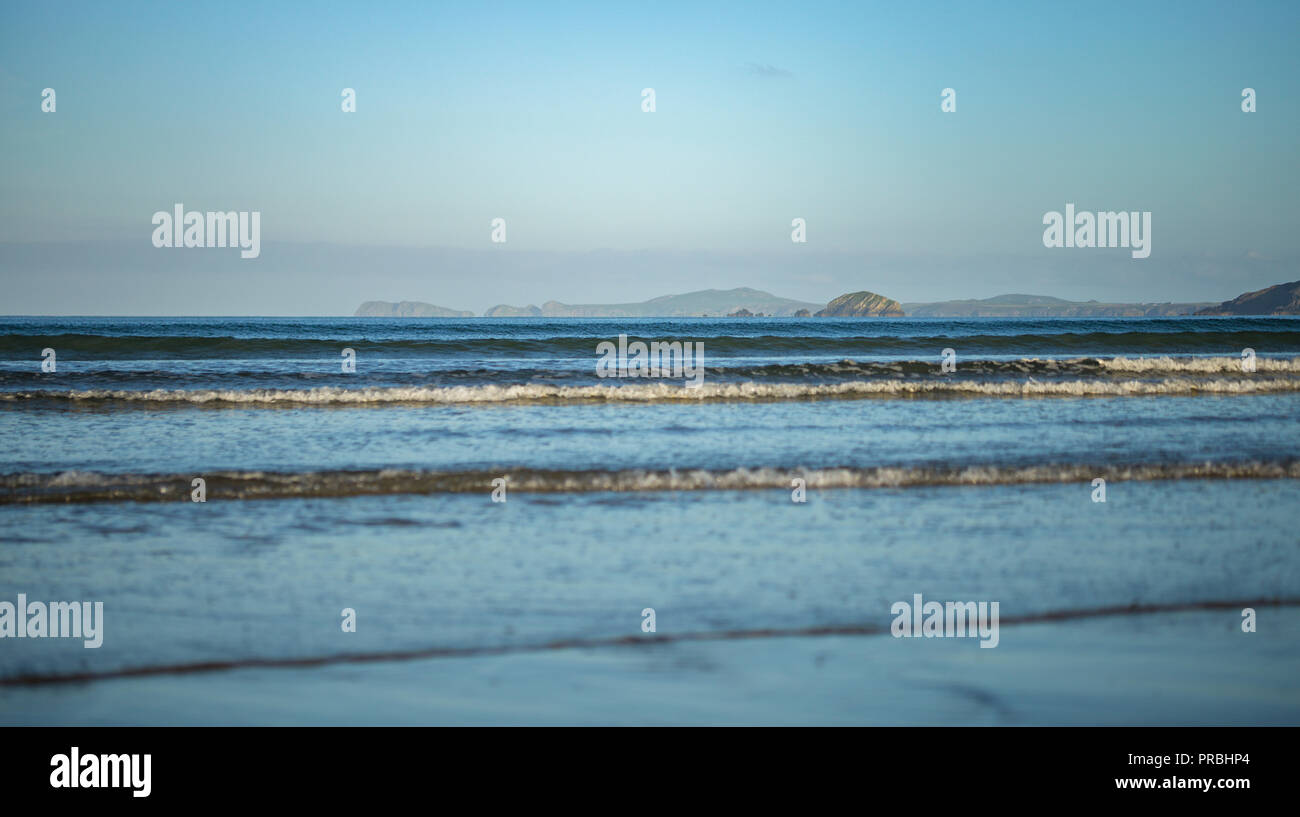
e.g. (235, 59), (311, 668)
(5, 460), (1298, 503)
(4, 371), (1300, 406)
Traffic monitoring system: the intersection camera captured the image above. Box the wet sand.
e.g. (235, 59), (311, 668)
(5, 609), (1296, 726)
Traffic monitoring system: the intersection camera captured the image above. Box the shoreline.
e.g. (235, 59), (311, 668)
(4, 609), (1296, 726)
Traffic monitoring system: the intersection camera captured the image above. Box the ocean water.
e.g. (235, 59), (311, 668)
(2, 316), (1299, 724)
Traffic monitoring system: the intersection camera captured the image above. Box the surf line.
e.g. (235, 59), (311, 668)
(2, 597), (1294, 687)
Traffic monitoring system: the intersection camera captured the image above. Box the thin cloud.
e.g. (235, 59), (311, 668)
(746, 62), (793, 78)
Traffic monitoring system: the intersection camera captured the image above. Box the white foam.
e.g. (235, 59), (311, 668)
(6, 374), (1300, 406)
(1098, 355), (1300, 373)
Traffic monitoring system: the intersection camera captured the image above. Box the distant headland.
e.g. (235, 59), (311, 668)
(355, 281), (1300, 318)
(1194, 280), (1300, 316)
(903, 294), (1214, 318)
(354, 301), (475, 318)
(355, 288), (822, 318)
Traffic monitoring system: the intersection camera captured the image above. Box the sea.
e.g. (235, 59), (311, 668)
(2, 316), (1298, 724)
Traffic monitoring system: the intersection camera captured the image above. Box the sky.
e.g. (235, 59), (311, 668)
(1, 0), (1297, 314)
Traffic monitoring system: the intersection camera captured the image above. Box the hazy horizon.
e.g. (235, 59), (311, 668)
(3, 0), (1298, 314)
(1, 239), (1292, 316)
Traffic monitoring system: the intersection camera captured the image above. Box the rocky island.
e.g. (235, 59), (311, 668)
(815, 291), (905, 317)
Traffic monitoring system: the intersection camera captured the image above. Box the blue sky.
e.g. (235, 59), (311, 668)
(1, 0), (1297, 313)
